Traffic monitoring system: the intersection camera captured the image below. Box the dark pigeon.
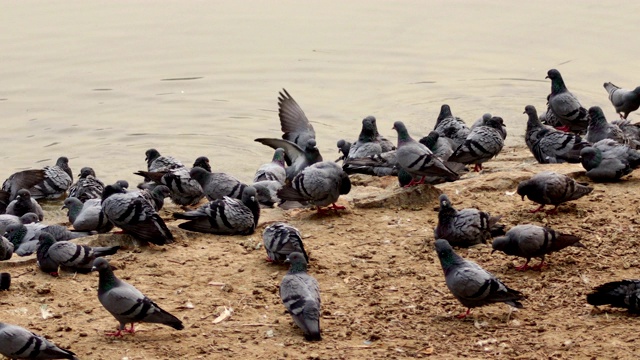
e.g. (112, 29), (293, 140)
(517, 171), (593, 213)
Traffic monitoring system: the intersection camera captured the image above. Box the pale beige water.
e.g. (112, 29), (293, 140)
(2, 1), (639, 184)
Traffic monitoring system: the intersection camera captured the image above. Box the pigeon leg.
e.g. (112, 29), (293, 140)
(416, 176), (426, 185)
(125, 323), (136, 334)
(554, 125), (571, 132)
(473, 164), (482, 172)
(529, 204), (545, 213)
(113, 230), (127, 234)
(104, 329), (123, 337)
(403, 178), (418, 188)
(515, 260), (530, 271)
(531, 259), (546, 271)
(329, 203), (346, 211)
(265, 256), (274, 263)
(455, 308), (471, 319)
(545, 206), (559, 215)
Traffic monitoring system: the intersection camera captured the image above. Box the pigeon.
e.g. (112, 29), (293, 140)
(277, 89), (317, 149)
(346, 116), (384, 159)
(335, 139), (352, 162)
(5, 222), (90, 256)
(255, 138), (323, 181)
(433, 104), (471, 148)
(5, 189), (44, 221)
(36, 232), (120, 275)
(524, 105), (588, 164)
(0, 213), (39, 235)
(517, 171), (593, 213)
(0, 322), (79, 359)
(279, 252), (321, 341)
(0, 273), (9, 290)
(135, 156), (209, 207)
(173, 186), (259, 235)
(101, 182), (174, 245)
(62, 197), (113, 233)
(189, 167), (247, 201)
(470, 113), (507, 140)
(252, 180), (282, 208)
(603, 82), (640, 119)
(592, 138), (640, 168)
(0, 169), (46, 213)
(585, 106), (628, 145)
(253, 148), (287, 184)
(277, 161), (351, 212)
(68, 166), (105, 203)
(434, 239), (524, 318)
(139, 185), (171, 211)
(612, 119), (640, 149)
(393, 121), (460, 186)
(545, 69), (589, 133)
(0, 236), (13, 261)
(145, 148), (184, 172)
(449, 116), (505, 171)
(434, 194), (505, 247)
(263, 223), (308, 263)
(587, 280), (640, 313)
(342, 150), (399, 177)
(92, 258), (184, 336)
(419, 131), (455, 161)
(491, 225), (584, 271)
(580, 146), (632, 182)
(28, 156), (73, 200)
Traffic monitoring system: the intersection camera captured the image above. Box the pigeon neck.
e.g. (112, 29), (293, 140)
(438, 206), (457, 223)
(245, 199), (260, 229)
(8, 228), (26, 248)
(37, 236), (55, 254)
(98, 268), (118, 295)
(589, 115), (606, 129)
(358, 128), (376, 143)
(526, 112), (543, 130)
(288, 261), (308, 274)
(439, 251), (461, 274)
(67, 203), (82, 223)
(550, 77), (567, 95)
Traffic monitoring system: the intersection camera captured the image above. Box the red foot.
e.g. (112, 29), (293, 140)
(554, 125), (571, 132)
(125, 323), (136, 334)
(113, 230), (126, 234)
(530, 260), (546, 271)
(455, 308), (471, 319)
(48, 272), (59, 277)
(515, 263), (530, 271)
(529, 205), (545, 213)
(473, 164), (482, 172)
(544, 207), (559, 215)
(105, 330), (123, 337)
(316, 203), (346, 214)
(265, 256), (274, 263)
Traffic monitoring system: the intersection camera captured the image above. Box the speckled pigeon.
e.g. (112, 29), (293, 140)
(28, 157), (73, 200)
(92, 258), (184, 336)
(492, 224), (584, 271)
(517, 171), (593, 213)
(587, 280), (640, 313)
(545, 69), (589, 133)
(263, 223), (308, 263)
(585, 106), (628, 145)
(433, 104), (471, 148)
(434, 239), (524, 318)
(277, 161), (351, 212)
(145, 148), (184, 172)
(68, 166), (105, 203)
(36, 232), (119, 276)
(189, 167), (247, 201)
(449, 116), (505, 171)
(280, 252), (321, 341)
(0, 322), (79, 359)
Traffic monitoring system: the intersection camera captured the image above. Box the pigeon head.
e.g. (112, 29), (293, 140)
(546, 69), (567, 94)
(545, 69), (561, 80)
(241, 186), (261, 229)
(434, 239), (460, 270)
(359, 116), (378, 142)
(486, 116), (505, 130)
(193, 156), (211, 172)
(633, 86), (640, 95)
(37, 232), (56, 247)
(56, 156), (70, 167)
(61, 197), (82, 211)
(78, 167), (96, 179)
(20, 213), (39, 224)
(587, 106), (607, 127)
(189, 166), (211, 184)
(438, 194), (455, 214)
(491, 236), (513, 254)
(305, 139), (318, 151)
(92, 257), (110, 272)
(154, 185), (172, 198)
(580, 147), (602, 170)
(4, 224), (26, 247)
(16, 189), (31, 200)
(272, 148), (286, 166)
(286, 251), (309, 273)
(482, 113), (492, 123)
(336, 140), (351, 156)
(516, 180), (533, 201)
(437, 104), (453, 123)
(241, 186), (257, 204)
(419, 131), (440, 151)
(116, 180), (129, 189)
(101, 183), (127, 201)
(145, 148), (161, 163)
(523, 105), (537, 116)
(392, 121), (411, 144)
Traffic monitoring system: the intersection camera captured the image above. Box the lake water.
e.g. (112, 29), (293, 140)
(2, 1), (639, 184)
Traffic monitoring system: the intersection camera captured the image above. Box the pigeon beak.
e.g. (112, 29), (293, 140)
(491, 249), (496, 254)
(522, 110), (526, 114)
(61, 204), (67, 210)
(91, 266), (98, 272)
(284, 256), (291, 264)
(545, 75), (549, 79)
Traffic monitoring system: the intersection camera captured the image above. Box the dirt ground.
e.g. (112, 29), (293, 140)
(2, 145), (640, 360)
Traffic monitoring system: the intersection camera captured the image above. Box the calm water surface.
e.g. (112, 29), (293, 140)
(2, 1), (639, 184)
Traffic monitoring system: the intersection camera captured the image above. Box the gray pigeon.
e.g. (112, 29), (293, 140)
(612, 119), (640, 149)
(545, 69), (589, 133)
(492, 225), (584, 271)
(101, 182), (174, 245)
(0, 169), (46, 213)
(580, 146), (632, 182)
(36, 232), (119, 276)
(587, 280), (640, 313)
(145, 148), (184, 172)
(0, 213), (38, 235)
(189, 167), (247, 201)
(335, 139), (352, 162)
(449, 116), (505, 172)
(278, 89), (316, 149)
(5, 223), (90, 256)
(255, 138), (323, 181)
(419, 131), (455, 161)
(433, 104), (471, 148)
(393, 121), (460, 186)
(135, 156), (209, 207)
(0, 236), (13, 261)
(62, 197), (113, 233)
(68, 166), (105, 203)
(470, 113), (507, 140)
(253, 148), (286, 184)
(346, 116), (384, 159)
(277, 161), (351, 212)
(0, 322), (79, 359)
(604, 82), (640, 119)
(434, 194), (505, 247)
(263, 223), (308, 263)
(252, 180), (282, 208)
(28, 157), (73, 200)
(342, 150), (399, 177)
(434, 239), (524, 318)
(593, 138), (640, 168)
(92, 258), (184, 336)
(139, 185), (171, 211)
(585, 106), (628, 145)
(279, 252), (321, 341)
(173, 186), (259, 235)
(524, 105), (588, 164)
(6, 189), (44, 221)
(517, 171), (593, 213)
